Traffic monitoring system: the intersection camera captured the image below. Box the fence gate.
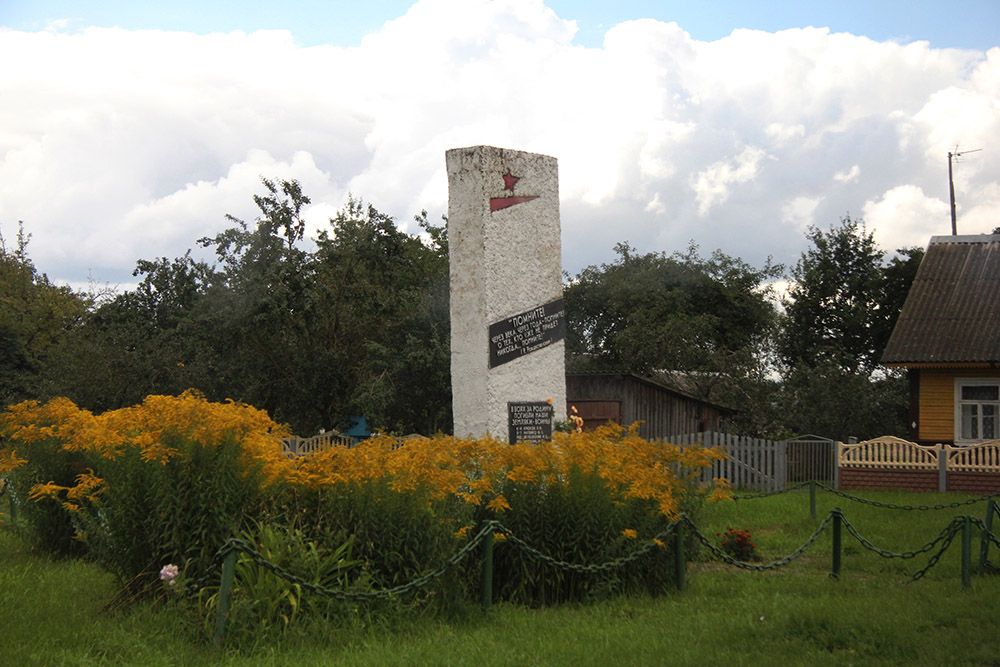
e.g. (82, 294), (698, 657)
(785, 435), (836, 485)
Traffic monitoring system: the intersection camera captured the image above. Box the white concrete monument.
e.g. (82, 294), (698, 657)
(446, 145), (567, 442)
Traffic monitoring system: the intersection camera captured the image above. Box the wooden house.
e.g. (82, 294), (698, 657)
(566, 371), (732, 440)
(881, 234), (1000, 445)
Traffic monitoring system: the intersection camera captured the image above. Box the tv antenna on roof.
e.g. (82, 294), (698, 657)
(949, 147), (981, 235)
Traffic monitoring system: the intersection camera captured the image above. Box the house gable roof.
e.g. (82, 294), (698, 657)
(882, 234), (1000, 365)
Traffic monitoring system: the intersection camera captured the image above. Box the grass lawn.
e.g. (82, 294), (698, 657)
(2, 487), (999, 666)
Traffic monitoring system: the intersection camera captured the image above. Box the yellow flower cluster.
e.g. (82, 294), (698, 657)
(285, 422), (728, 519)
(1, 391), (292, 506)
(2, 395), (730, 520)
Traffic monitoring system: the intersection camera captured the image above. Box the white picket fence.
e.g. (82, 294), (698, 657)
(666, 432), (790, 492)
(281, 431), (356, 456)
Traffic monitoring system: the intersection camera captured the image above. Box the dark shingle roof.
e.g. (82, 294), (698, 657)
(881, 235), (1000, 365)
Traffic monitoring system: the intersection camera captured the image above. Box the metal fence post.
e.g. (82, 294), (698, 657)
(8, 486), (17, 525)
(809, 480), (816, 520)
(213, 548), (238, 649)
(831, 508), (842, 579)
(481, 525), (494, 611)
(674, 520), (686, 592)
(938, 448), (948, 493)
(979, 498), (996, 574)
(962, 515), (972, 589)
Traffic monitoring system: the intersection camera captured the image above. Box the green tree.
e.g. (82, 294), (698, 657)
(564, 242), (782, 433)
(776, 216), (923, 439)
(779, 216), (887, 375)
(44, 182), (452, 436)
(0, 223), (87, 407)
(308, 201), (451, 434)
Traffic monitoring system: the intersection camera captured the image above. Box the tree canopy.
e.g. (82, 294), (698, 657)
(33, 180), (451, 436)
(6, 188), (926, 442)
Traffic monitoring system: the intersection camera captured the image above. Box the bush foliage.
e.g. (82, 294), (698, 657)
(0, 392), (729, 631)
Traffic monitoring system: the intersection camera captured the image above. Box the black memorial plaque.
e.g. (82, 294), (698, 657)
(508, 401), (554, 444)
(488, 298), (566, 369)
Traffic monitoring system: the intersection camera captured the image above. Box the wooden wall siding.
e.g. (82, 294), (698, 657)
(918, 370), (956, 441)
(918, 368), (1000, 442)
(571, 400), (621, 431)
(566, 374), (721, 440)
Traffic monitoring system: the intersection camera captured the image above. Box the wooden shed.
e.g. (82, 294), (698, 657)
(566, 371), (733, 440)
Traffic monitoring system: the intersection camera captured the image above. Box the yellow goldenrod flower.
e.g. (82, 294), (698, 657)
(621, 528), (638, 540)
(486, 494), (511, 513)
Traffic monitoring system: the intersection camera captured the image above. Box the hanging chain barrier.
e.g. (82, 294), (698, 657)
(684, 513), (834, 571)
(839, 512), (962, 562)
(732, 481), (811, 500)
(732, 477), (1000, 511)
(814, 483), (1000, 511)
(493, 521), (679, 574)
(199, 506), (997, 645)
(203, 520), (497, 603)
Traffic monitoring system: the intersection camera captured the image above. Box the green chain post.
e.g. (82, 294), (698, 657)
(978, 498), (995, 574)
(809, 479), (816, 520)
(481, 524), (494, 611)
(674, 520), (686, 592)
(831, 508), (842, 579)
(962, 515), (972, 589)
(213, 547), (238, 649)
(8, 486), (17, 525)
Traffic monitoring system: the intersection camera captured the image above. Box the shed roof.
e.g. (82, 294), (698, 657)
(881, 234), (1000, 365)
(566, 370), (734, 413)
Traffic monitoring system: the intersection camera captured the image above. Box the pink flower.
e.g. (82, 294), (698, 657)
(159, 563), (179, 585)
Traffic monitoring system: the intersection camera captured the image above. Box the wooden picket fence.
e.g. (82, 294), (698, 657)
(281, 431), (356, 456)
(665, 432), (836, 492)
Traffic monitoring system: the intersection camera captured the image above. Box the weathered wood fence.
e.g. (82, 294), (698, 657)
(665, 432), (836, 492)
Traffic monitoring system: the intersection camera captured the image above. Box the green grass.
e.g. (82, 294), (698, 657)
(2, 488), (1000, 666)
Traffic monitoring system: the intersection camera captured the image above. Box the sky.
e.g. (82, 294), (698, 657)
(1, 0), (999, 291)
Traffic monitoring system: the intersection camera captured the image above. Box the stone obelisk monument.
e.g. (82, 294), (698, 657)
(446, 146), (567, 442)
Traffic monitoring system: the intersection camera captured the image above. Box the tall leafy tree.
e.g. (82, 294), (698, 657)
(779, 216), (922, 376)
(565, 242), (782, 432)
(776, 216), (923, 439)
(0, 223), (87, 407)
(779, 216), (887, 375)
(43, 181), (451, 436)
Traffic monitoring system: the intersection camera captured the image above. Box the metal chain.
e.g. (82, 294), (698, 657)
(816, 483), (1000, 511)
(839, 513), (962, 560)
(181, 508), (1000, 601)
(907, 522), (961, 582)
(492, 521), (679, 574)
(732, 481), (810, 500)
(684, 512), (833, 572)
(970, 517), (1000, 552)
(191, 521), (496, 602)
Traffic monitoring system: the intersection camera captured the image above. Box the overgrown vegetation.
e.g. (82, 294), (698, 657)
(0, 392), (727, 642)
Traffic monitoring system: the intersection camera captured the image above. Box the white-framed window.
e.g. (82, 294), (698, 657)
(954, 378), (1000, 443)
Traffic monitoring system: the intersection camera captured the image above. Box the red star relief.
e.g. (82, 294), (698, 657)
(491, 171), (538, 212)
